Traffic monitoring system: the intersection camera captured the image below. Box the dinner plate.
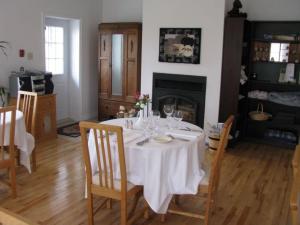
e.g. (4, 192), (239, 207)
(153, 135), (172, 143)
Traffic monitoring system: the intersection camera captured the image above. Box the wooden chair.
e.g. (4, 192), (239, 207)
(80, 121), (144, 225)
(0, 106), (17, 198)
(164, 115), (234, 225)
(16, 91), (38, 171)
(290, 145), (300, 225)
(0, 207), (38, 225)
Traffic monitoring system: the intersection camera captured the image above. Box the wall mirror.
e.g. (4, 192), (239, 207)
(269, 42), (290, 62)
(111, 34), (124, 96)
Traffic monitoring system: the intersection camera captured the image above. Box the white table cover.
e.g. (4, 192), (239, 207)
(0, 110), (35, 173)
(87, 118), (206, 213)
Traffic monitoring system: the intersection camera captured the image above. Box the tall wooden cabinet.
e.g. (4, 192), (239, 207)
(219, 17), (251, 141)
(98, 23), (142, 121)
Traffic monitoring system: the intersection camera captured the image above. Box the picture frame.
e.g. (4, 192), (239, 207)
(159, 28), (201, 64)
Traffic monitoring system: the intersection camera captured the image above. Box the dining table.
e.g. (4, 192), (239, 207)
(0, 110), (35, 173)
(87, 118), (206, 214)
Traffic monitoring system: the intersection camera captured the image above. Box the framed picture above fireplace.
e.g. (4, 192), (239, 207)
(159, 28), (201, 64)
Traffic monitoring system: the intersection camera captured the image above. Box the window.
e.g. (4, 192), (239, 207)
(269, 43), (290, 62)
(45, 26), (64, 75)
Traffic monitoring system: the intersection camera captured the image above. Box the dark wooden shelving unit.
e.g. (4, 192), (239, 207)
(219, 19), (300, 148)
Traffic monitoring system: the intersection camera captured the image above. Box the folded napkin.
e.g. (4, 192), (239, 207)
(166, 129), (202, 139)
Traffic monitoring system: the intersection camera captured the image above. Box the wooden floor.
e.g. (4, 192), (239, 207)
(0, 136), (293, 225)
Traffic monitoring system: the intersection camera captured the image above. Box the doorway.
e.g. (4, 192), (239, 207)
(44, 16), (80, 124)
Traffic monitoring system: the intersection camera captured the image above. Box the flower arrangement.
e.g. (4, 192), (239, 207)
(134, 92), (151, 111)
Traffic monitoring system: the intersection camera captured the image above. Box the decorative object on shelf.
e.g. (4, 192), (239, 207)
(128, 108), (136, 117)
(250, 72), (257, 80)
(159, 28), (201, 64)
(240, 65), (248, 85)
(278, 68), (286, 83)
(0, 41), (9, 56)
(116, 105), (126, 118)
(227, 0), (247, 18)
(285, 63), (295, 82)
(253, 41), (270, 62)
(0, 87), (8, 107)
(249, 103), (272, 121)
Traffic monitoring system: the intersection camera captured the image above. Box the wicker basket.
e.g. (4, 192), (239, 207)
(249, 103), (271, 121)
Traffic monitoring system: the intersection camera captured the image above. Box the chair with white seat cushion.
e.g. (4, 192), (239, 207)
(16, 91), (37, 171)
(80, 121), (144, 225)
(0, 106), (17, 198)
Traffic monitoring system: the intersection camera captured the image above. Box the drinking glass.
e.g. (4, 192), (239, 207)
(149, 110), (161, 134)
(163, 104), (174, 118)
(173, 110), (183, 128)
(151, 110), (161, 122)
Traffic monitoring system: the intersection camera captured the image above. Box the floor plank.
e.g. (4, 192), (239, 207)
(0, 136), (293, 225)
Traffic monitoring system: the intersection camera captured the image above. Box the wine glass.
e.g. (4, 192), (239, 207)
(163, 104), (174, 118)
(173, 110), (183, 128)
(151, 110), (161, 122)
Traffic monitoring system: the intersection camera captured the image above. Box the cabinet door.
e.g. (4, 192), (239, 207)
(99, 32), (111, 99)
(35, 95), (57, 142)
(124, 30), (140, 102)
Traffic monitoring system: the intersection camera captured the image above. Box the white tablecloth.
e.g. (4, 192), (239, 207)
(0, 110), (35, 173)
(87, 118), (206, 213)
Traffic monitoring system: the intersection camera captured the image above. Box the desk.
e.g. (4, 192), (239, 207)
(88, 118), (206, 214)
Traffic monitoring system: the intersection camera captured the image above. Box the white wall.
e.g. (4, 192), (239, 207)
(102, 0), (142, 22)
(0, 0), (101, 120)
(226, 0), (300, 20)
(141, 0), (226, 126)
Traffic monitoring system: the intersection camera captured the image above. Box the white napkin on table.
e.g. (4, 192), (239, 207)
(166, 129), (202, 139)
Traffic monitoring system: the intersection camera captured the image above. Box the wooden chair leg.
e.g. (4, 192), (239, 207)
(106, 198), (112, 209)
(144, 200), (149, 219)
(120, 200), (127, 225)
(31, 148), (37, 172)
(15, 147), (21, 166)
(128, 190), (142, 219)
(87, 193), (94, 225)
(10, 164), (17, 198)
(160, 214), (166, 222)
(173, 195), (180, 205)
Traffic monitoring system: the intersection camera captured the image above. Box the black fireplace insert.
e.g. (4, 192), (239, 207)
(152, 72), (206, 127)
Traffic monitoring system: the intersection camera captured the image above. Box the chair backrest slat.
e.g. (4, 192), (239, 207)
(1, 111), (6, 149)
(16, 91), (37, 136)
(93, 128), (103, 186)
(105, 130), (115, 190)
(80, 122), (127, 193)
(99, 128), (109, 188)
